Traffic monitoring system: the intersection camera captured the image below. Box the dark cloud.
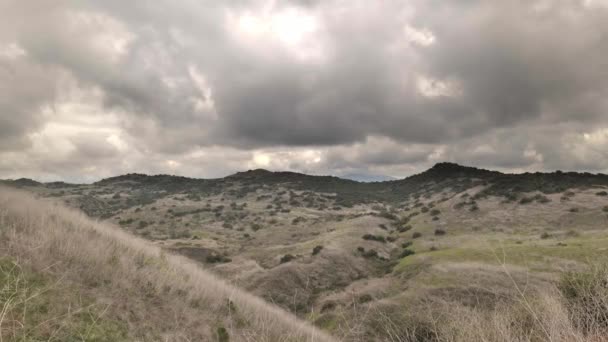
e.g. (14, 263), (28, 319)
(1, 0), (608, 181)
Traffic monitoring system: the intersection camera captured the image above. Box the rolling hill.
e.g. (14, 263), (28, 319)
(3, 162), (608, 341)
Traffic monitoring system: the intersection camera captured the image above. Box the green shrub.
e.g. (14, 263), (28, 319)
(401, 241), (413, 248)
(206, 254), (232, 263)
(362, 249), (378, 258)
(430, 209), (441, 216)
(362, 234), (386, 243)
(412, 232), (422, 239)
(280, 254), (296, 264)
(216, 326), (230, 342)
(397, 225), (412, 233)
(312, 245), (324, 256)
(434, 229), (446, 236)
(399, 249), (415, 258)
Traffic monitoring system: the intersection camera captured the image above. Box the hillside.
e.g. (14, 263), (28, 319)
(0, 188), (334, 341)
(3, 163), (608, 341)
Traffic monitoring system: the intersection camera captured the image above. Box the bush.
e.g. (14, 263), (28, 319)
(216, 326), (229, 342)
(603, 206), (608, 213)
(570, 207), (580, 213)
(362, 234), (386, 243)
(206, 254), (232, 263)
(280, 254), (296, 264)
(312, 245), (323, 256)
(386, 236), (397, 242)
(596, 191), (608, 197)
(401, 241), (413, 248)
(434, 229), (446, 236)
(399, 249), (415, 258)
(412, 232), (422, 239)
(362, 249), (378, 258)
(397, 225), (412, 233)
(540, 232), (551, 239)
(430, 209), (441, 216)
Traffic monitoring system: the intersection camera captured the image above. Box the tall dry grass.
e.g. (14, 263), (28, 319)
(0, 187), (336, 342)
(365, 267), (608, 341)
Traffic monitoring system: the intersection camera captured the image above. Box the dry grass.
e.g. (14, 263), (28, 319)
(366, 267), (608, 342)
(0, 187), (336, 342)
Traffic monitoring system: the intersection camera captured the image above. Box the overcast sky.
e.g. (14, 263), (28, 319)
(1, 0), (608, 182)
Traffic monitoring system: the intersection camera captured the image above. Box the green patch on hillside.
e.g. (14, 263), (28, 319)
(0, 258), (128, 341)
(395, 234), (608, 275)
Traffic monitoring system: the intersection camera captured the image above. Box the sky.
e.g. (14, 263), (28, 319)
(1, 0), (608, 182)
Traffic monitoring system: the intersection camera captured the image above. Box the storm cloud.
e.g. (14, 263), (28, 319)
(1, 0), (608, 181)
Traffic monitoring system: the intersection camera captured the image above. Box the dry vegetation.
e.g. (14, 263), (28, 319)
(0, 187), (335, 341)
(3, 163), (608, 341)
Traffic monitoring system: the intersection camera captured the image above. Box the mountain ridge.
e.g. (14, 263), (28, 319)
(4, 162), (608, 187)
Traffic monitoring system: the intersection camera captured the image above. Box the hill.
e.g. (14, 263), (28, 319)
(0, 188), (334, 341)
(3, 162), (608, 340)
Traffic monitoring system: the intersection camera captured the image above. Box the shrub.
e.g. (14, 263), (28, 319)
(386, 236), (397, 242)
(216, 326), (229, 342)
(596, 191), (608, 197)
(206, 254), (232, 263)
(362, 249), (378, 258)
(312, 245), (323, 256)
(137, 221), (149, 229)
(401, 241), (413, 248)
(434, 229), (446, 236)
(519, 196), (534, 205)
(362, 234), (386, 243)
(540, 232), (551, 239)
(119, 218), (134, 226)
(397, 225), (412, 233)
(570, 207), (580, 213)
(399, 249), (415, 258)
(430, 209), (441, 216)
(420, 207), (429, 213)
(412, 232), (422, 239)
(432, 216), (439, 221)
(357, 294), (373, 303)
(356, 246), (365, 253)
(603, 206), (608, 213)
(469, 205), (479, 212)
(280, 254), (296, 264)
(378, 224), (387, 230)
